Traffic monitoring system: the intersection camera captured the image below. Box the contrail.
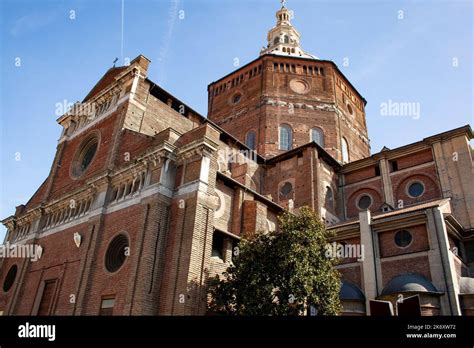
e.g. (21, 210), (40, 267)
(157, 0), (181, 83)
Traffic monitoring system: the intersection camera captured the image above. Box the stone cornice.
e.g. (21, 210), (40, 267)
(371, 213), (427, 233)
(1, 216), (16, 230)
(1, 149), (171, 228)
(176, 137), (219, 162)
(260, 97), (370, 145)
(341, 125), (472, 173)
(57, 85), (123, 126)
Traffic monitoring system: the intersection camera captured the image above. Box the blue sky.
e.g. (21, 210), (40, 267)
(0, 0), (472, 239)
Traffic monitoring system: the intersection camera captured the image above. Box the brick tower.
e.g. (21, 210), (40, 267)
(207, 1), (370, 162)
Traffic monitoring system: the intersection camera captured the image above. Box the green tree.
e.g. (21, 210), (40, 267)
(208, 206), (341, 315)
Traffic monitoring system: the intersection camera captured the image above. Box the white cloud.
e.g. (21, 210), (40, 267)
(10, 12), (56, 37)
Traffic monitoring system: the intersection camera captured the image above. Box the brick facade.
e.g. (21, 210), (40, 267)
(1, 4), (473, 317)
(208, 55), (370, 162)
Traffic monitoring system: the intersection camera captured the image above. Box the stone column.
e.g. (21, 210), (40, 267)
(426, 207), (461, 315)
(359, 210), (377, 314)
(379, 158), (394, 207)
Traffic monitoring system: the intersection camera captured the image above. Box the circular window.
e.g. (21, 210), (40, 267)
(3, 265), (18, 292)
(105, 234), (129, 273)
(289, 78), (310, 94)
(232, 93), (242, 104)
(72, 134), (99, 177)
(394, 230), (412, 248)
(214, 190), (226, 219)
(408, 182), (424, 198)
(280, 182), (293, 196)
(357, 195), (372, 210)
(347, 103), (353, 115)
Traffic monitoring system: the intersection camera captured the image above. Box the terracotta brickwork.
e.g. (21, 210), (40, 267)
(1, 4), (473, 317)
(339, 266), (362, 289)
(208, 55), (370, 162)
(378, 224), (430, 258)
(381, 256), (432, 288)
(391, 166), (441, 207)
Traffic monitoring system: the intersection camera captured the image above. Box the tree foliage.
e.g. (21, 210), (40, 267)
(208, 207), (341, 315)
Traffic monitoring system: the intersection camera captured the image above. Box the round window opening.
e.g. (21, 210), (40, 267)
(232, 93), (242, 104)
(280, 182), (293, 196)
(347, 103), (354, 115)
(105, 234), (129, 273)
(214, 190), (226, 219)
(408, 182), (424, 198)
(72, 135), (99, 177)
(289, 78), (310, 94)
(357, 195), (372, 210)
(394, 230), (412, 248)
(3, 265), (18, 292)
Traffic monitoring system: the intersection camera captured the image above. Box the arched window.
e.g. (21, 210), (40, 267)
(245, 130), (256, 150)
(341, 137), (349, 163)
(274, 37), (280, 45)
(325, 186), (334, 210)
(279, 125), (293, 150)
(310, 128), (324, 147)
(284, 35), (289, 43)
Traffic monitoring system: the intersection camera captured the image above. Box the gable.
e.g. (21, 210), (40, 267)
(24, 179), (49, 210)
(82, 66), (127, 102)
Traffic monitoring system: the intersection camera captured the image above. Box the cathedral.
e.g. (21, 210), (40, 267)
(1, 3), (473, 316)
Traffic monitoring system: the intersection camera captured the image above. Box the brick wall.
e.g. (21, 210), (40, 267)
(114, 129), (154, 167)
(82, 204), (145, 315)
(337, 236), (361, 264)
(0, 221), (89, 315)
(123, 79), (198, 137)
(344, 182), (384, 218)
(49, 111), (122, 200)
(345, 166), (379, 185)
(263, 147), (318, 209)
(338, 265), (362, 289)
(395, 149), (433, 170)
(381, 255), (432, 289)
(391, 165), (441, 207)
(378, 224), (429, 258)
(208, 55), (370, 161)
